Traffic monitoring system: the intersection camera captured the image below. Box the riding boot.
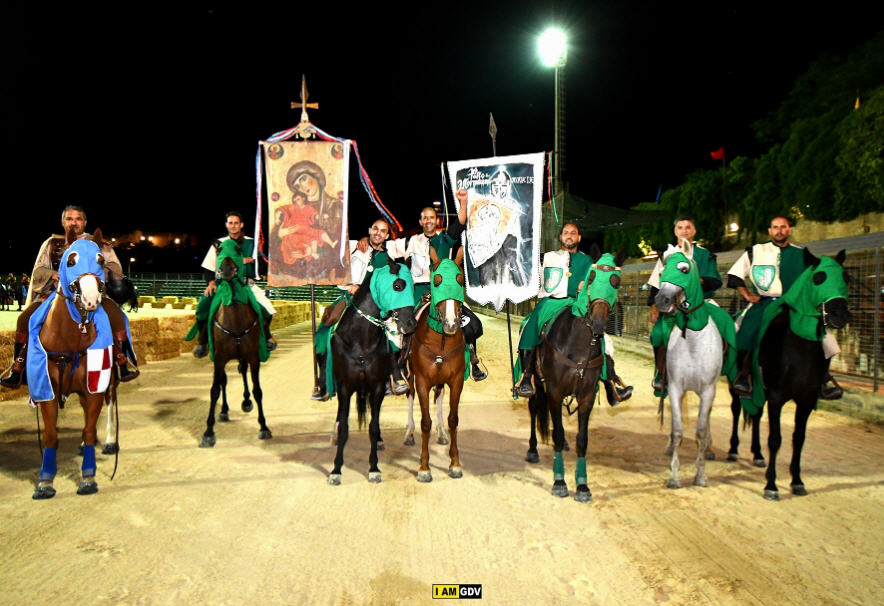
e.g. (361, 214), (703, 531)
(732, 351), (753, 396)
(651, 344), (665, 391)
(820, 373), (843, 400)
(468, 341), (487, 381)
(389, 349), (408, 396)
(311, 353), (329, 401)
(515, 349), (536, 398)
(263, 315), (277, 352)
(0, 334), (28, 388)
(113, 330), (140, 382)
(603, 354), (633, 406)
(193, 318), (209, 358)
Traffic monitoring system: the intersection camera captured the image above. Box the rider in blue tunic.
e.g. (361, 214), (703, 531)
(1, 206), (138, 389)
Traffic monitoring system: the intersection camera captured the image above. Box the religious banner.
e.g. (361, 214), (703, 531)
(446, 152), (543, 311)
(262, 140), (350, 286)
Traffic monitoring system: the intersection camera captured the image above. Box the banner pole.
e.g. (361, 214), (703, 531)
(310, 284), (318, 387)
(489, 112), (517, 390)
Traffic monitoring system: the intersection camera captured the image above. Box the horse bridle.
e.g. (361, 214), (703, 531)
(58, 272), (105, 334)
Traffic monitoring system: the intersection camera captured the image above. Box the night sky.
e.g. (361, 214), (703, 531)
(3, 3), (880, 272)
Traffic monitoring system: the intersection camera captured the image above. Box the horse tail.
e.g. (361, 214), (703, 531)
(356, 392), (367, 430)
(534, 389), (550, 444)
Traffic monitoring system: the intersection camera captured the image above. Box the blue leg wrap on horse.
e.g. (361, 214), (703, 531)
(81, 444), (96, 477)
(39, 447), (57, 481)
(576, 457), (587, 485)
(553, 451), (564, 481)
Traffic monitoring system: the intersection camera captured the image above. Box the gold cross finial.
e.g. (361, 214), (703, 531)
(290, 75), (319, 128)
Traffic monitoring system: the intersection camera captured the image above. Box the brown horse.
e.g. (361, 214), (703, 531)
(199, 246), (271, 447)
(410, 247), (466, 482)
(31, 239), (115, 499)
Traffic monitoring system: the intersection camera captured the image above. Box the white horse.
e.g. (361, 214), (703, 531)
(654, 239), (724, 488)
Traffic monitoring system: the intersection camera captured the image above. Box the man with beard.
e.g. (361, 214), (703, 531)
(727, 215), (841, 399)
(1, 205), (138, 388)
(513, 223), (632, 405)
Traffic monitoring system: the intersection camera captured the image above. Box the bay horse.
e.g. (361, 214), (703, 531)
(409, 248), (466, 482)
(29, 239), (118, 499)
(528, 251), (624, 502)
(328, 256), (417, 485)
(199, 239), (272, 447)
(654, 239), (736, 489)
(728, 249), (850, 500)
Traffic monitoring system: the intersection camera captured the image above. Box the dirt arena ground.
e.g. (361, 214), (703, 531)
(1, 316), (882, 605)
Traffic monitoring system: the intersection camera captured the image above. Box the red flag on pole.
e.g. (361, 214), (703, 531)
(710, 146), (725, 160)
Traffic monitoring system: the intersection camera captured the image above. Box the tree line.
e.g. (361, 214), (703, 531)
(605, 33), (884, 257)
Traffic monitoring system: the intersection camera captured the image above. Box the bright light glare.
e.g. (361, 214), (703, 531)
(539, 28), (567, 67)
(729, 222), (739, 232)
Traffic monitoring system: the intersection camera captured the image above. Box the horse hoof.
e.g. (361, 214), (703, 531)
(693, 476), (708, 487)
(448, 467), (463, 479)
(574, 488), (593, 503)
(241, 400), (253, 413)
(258, 429), (272, 440)
(32, 485), (56, 500)
(199, 435), (216, 448)
(763, 489), (780, 501)
(666, 478), (680, 489)
(368, 471), (382, 483)
(102, 443), (119, 455)
(328, 474), (342, 486)
(551, 482), (569, 498)
(218, 412), (229, 423)
(525, 451), (540, 464)
(77, 480), (98, 495)
(417, 470), (433, 483)
(376, 440), (385, 452)
(404, 436), (415, 446)
(753, 458), (766, 468)
(726, 452), (739, 462)
(437, 436), (449, 445)
(791, 483), (807, 496)
(704, 451), (715, 461)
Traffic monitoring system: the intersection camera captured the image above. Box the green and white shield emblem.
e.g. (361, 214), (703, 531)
(752, 265), (776, 292)
(544, 267), (564, 293)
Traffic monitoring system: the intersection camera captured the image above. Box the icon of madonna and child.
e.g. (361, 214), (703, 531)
(269, 158), (348, 285)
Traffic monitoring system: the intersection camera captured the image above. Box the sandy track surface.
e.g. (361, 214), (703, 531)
(1, 317), (882, 605)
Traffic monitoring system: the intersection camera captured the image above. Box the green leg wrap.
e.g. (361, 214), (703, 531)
(575, 457), (587, 486)
(553, 451), (565, 481)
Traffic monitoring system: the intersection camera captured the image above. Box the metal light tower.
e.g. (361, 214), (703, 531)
(539, 27), (568, 251)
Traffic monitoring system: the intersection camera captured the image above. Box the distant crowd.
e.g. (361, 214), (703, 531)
(0, 274), (30, 311)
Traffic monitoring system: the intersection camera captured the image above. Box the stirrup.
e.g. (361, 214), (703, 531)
(0, 368), (23, 389)
(390, 377), (408, 396)
(820, 375), (843, 400)
(119, 365), (140, 383)
(193, 343), (208, 359)
(732, 374), (752, 396)
(515, 377), (535, 398)
(471, 361), (488, 381)
(311, 385), (329, 402)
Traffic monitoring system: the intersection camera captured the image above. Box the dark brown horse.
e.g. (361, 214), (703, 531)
(199, 244), (271, 447)
(528, 252), (625, 502)
(31, 239), (114, 499)
(410, 248), (466, 482)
